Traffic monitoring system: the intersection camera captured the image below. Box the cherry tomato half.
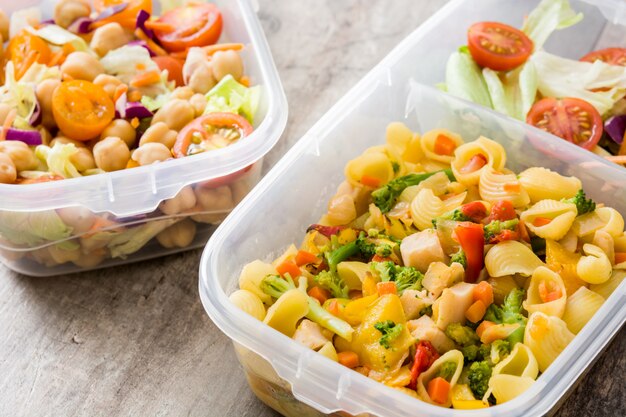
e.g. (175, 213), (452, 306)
(52, 80), (115, 141)
(8, 30), (51, 70)
(526, 97), (603, 150)
(154, 4), (223, 52)
(173, 112), (253, 158)
(467, 22), (533, 71)
(94, 0), (153, 29)
(580, 47), (626, 66)
(152, 56), (184, 87)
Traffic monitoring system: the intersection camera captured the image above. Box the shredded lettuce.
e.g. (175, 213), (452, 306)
(35, 143), (82, 179)
(522, 0), (583, 50)
(141, 92), (171, 112)
(108, 218), (179, 258)
(444, 49), (493, 108)
(483, 61), (538, 120)
(26, 25), (90, 53)
(0, 210), (72, 246)
(9, 7), (41, 38)
(204, 74), (260, 123)
(532, 51), (626, 115)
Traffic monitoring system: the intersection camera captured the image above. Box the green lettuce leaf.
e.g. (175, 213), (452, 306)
(35, 143), (82, 179)
(445, 49), (493, 108)
(108, 218), (179, 258)
(483, 61), (537, 120)
(26, 25), (90, 52)
(522, 0), (583, 50)
(0, 211), (72, 246)
(204, 74), (261, 123)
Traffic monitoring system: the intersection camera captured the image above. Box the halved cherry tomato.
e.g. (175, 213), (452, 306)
(581, 48), (626, 66)
(486, 200), (516, 222)
(173, 112), (253, 158)
(408, 341), (440, 390)
(8, 30), (51, 70)
(52, 80), (115, 141)
(526, 97), (603, 150)
(152, 56), (184, 87)
(459, 201), (488, 222)
(154, 4), (223, 52)
(94, 0), (152, 29)
(467, 22), (533, 71)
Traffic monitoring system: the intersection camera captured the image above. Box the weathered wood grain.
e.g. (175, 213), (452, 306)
(0, 1), (624, 416)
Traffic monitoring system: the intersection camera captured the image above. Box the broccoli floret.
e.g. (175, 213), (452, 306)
(315, 270), (349, 299)
(563, 189), (596, 215)
(461, 345), (479, 362)
(372, 169), (455, 213)
(468, 361), (492, 398)
(490, 340), (511, 364)
(391, 161), (400, 174)
(371, 261), (423, 294)
(371, 261), (396, 282)
(437, 361), (458, 381)
(260, 274), (354, 341)
(503, 288), (524, 314)
(419, 305), (433, 317)
(374, 320), (404, 349)
(325, 240), (360, 272)
(433, 208), (473, 226)
(450, 250), (467, 268)
(483, 219), (519, 242)
(445, 323), (480, 347)
(483, 289), (527, 346)
(478, 344), (491, 361)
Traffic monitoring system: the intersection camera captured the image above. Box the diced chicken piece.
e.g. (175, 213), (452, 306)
(400, 229), (446, 272)
(422, 262), (465, 298)
(432, 282), (476, 330)
(293, 319), (331, 350)
(408, 315), (455, 353)
(400, 289), (434, 320)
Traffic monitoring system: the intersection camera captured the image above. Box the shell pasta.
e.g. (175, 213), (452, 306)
(230, 122), (626, 409)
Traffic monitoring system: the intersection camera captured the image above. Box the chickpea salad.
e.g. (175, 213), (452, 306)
(0, 0), (259, 185)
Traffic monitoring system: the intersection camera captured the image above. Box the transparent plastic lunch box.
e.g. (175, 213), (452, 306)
(199, 1), (626, 415)
(0, 0), (287, 276)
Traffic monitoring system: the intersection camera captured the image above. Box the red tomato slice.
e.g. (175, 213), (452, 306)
(580, 48), (626, 66)
(152, 56), (184, 87)
(486, 200), (516, 223)
(172, 112), (253, 158)
(154, 4), (223, 52)
(467, 22), (533, 71)
(526, 97), (603, 150)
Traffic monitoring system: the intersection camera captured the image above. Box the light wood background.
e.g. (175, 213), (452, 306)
(0, 1), (624, 416)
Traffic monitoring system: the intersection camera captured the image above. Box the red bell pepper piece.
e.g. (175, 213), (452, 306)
(408, 341), (440, 390)
(306, 224), (346, 238)
(459, 201), (488, 222)
(455, 222), (485, 283)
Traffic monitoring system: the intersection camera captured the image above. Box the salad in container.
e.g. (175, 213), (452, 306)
(0, 0), (287, 275)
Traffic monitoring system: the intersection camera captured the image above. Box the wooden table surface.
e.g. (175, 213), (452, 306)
(1, 1), (625, 416)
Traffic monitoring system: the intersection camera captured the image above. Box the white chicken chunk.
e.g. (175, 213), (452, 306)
(422, 262), (465, 298)
(293, 319), (331, 350)
(400, 229), (446, 273)
(432, 282), (476, 330)
(408, 315), (455, 353)
(400, 289), (434, 320)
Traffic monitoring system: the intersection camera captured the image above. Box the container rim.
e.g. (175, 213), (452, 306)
(0, 0), (288, 217)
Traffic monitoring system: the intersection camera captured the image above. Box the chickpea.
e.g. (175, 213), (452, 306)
(72, 250), (106, 268)
(93, 136), (130, 172)
(211, 50), (244, 82)
(57, 207), (96, 235)
(0, 103), (11, 125)
(36, 79), (61, 129)
(170, 86), (195, 100)
(71, 147), (96, 172)
(31, 247), (59, 267)
(0, 153), (17, 184)
(159, 186), (197, 215)
(90, 23), (128, 57)
(139, 122), (178, 149)
(157, 219), (197, 249)
(93, 74), (123, 100)
(189, 63), (216, 94)
(230, 179), (251, 205)
(101, 119), (136, 148)
(131, 143), (172, 166)
(54, 0), (91, 29)
(0, 141), (38, 171)
(151, 99), (195, 131)
(61, 51), (105, 82)
(0, 10), (8, 42)
(189, 93), (207, 117)
(191, 185), (234, 223)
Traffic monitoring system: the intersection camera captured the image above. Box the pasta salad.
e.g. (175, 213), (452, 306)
(230, 122), (625, 409)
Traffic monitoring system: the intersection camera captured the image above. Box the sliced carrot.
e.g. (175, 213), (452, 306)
(473, 281), (494, 306)
(308, 286), (330, 305)
(0, 108), (17, 141)
(239, 75), (251, 87)
(130, 70), (162, 88)
(144, 21), (176, 32)
(615, 252), (626, 264)
(16, 50), (38, 80)
(427, 377), (451, 404)
(128, 90), (143, 102)
(326, 299), (341, 316)
(538, 280), (562, 303)
(134, 29), (168, 56)
(361, 174), (381, 188)
(434, 134), (457, 156)
(476, 320), (495, 339)
(113, 84), (129, 103)
(465, 300), (487, 323)
(503, 182), (521, 193)
(532, 216), (552, 227)
(337, 351), (360, 368)
(295, 250), (318, 266)
(276, 259), (301, 279)
(377, 281), (397, 295)
(130, 117), (140, 128)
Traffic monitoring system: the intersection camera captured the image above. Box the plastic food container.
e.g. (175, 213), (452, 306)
(199, 1), (626, 415)
(0, 0), (287, 276)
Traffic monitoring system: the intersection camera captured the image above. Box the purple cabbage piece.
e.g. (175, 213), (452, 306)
(135, 9), (158, 43)
(94, 3), (129, 21)
(128, 40), (157, 57)
(67, 17), (94, 34)
(125, 102), (154, 119)
(604, 115), (626, 145)
(40, 19), (55, 25)
(6, 128), (43, 145)
(29, 101), (42, 127)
